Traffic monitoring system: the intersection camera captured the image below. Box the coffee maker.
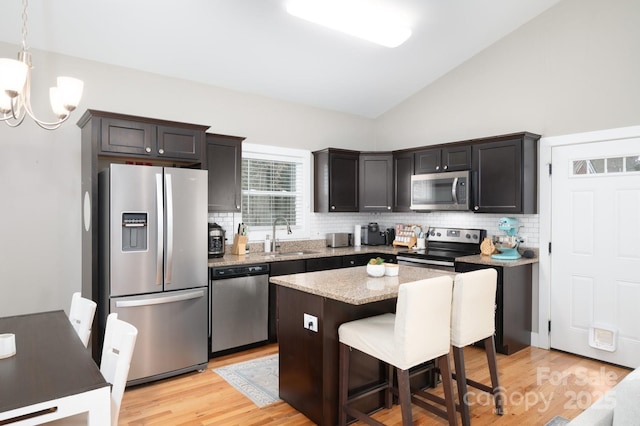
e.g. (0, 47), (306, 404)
(208, 223), (226, 258)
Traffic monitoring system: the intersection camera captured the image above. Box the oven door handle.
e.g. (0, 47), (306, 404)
(397, 257), (454, 267)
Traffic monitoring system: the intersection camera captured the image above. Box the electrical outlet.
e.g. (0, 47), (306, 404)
(303, 313), (318, 332)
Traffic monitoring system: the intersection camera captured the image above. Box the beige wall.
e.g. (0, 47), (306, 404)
(375, 0), (640, 149)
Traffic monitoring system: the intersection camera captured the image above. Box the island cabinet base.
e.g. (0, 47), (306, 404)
(277, 285), (432, 425)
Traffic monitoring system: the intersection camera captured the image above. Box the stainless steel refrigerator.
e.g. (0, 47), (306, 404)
(98, 163), (208, 385)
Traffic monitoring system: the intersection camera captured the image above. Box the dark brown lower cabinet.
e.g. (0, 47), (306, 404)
(455, 261), (532, 355)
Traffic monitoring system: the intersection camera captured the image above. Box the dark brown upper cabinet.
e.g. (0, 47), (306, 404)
(98, 113), (207, 163)
(414, 144), (471, 174)
(392, 150), (414, 212)
(313, 148), (359, 212)
(205, 133), (244, 212)
(359, 152), (393, 212)
(471, 132), (540, 214)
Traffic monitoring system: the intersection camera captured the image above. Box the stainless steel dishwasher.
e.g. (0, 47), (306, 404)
(209, 263), (270, 354)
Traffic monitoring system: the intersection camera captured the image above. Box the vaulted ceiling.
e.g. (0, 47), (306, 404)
(0, 0), (562, 118)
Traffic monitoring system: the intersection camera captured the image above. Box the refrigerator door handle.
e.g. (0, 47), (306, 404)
(115, 289), (205, 308)
(155, 173), (164, 286)
(165, 172), (174, 285)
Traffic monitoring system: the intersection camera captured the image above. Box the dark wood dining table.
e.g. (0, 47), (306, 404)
(0, 310), (110, 425)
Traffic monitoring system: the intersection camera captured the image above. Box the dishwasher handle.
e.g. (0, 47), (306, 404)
(115, 289), (205, 308)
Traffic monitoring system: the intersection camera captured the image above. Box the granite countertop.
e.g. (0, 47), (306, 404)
(456, 247), (540, 267)
(208, 244), (399, 268)
(270, 265), (455, 305)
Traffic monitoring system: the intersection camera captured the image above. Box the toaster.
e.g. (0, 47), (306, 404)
(326, 233), (352, 248)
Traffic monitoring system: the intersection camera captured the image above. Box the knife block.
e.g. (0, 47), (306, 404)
(231, 234), (247, 255)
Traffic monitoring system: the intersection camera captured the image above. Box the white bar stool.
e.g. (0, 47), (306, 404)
(415, 268), (502, 425)
(338, 276), (458, 426)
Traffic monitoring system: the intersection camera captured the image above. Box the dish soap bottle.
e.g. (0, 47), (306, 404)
(264, 235), (271, 253)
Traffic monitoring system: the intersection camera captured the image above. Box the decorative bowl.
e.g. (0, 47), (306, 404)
(384, 263), (399, 277)
(366, 263), (385, 277)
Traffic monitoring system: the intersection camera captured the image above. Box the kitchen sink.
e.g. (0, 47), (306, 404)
(261, 250), (319, 257)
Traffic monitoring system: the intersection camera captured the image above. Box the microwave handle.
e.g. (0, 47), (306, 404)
(451, 177), (459, 204)
(472, 170), (479, 211)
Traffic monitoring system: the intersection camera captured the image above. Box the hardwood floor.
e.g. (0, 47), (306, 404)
(118, 344), (630, 425)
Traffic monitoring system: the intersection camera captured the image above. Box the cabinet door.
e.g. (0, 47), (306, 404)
(393, 151), (413, 212)
(359, 153), (392, 212)
(205, 134), (243, 212)
(414, 148), (441, 174)
(305, 256), (343, 272)
(100, 117), (154, 156)
(442, 145), (471, 171)
(329, 152), (359, 212)
(157, 125), (203, 161)
(472, 138), (523, 213)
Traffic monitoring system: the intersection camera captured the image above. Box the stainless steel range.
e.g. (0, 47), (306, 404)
(397, 227), (486, 271)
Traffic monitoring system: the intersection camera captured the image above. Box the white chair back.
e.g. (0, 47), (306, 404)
(394, 275), (454, 370)
(101, 313), (138, 426)
(451, 268), (498, 348)
(69, 292), (97, 348)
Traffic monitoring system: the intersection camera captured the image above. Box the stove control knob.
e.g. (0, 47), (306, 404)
(436, 232), (441, 237)
(465, 233), (471, 239)
(472, 234), (478, 239)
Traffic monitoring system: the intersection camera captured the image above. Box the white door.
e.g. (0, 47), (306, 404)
(550, 139), (640, 368)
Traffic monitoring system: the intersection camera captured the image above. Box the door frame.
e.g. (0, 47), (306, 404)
(538, 125), (640, 350)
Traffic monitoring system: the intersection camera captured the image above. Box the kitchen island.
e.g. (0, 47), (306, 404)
(270, 265), (454, 426)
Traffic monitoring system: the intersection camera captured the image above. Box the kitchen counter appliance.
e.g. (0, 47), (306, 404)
(361, 223), (387, 246)
(98, 164), (209, 385)
(397, 227), (486, 271)
(210, 263), (270, 354)
(326, 232), (351, 247)
(208, 222), (226, 258)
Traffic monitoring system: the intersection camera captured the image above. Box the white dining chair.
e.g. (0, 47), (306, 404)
(68, 292), (97, 348)
(44, 313), (138, 426)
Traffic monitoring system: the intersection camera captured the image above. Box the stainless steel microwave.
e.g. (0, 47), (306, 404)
(410, 170), (470, 211)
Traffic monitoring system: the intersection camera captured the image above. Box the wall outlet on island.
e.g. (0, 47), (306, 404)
(304, 313), (318, 332)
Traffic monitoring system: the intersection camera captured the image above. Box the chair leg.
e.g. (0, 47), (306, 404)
(396, 368), (413, 426)
(483, 336), (503, 415)
(452, 346), (471, 426)
(385, 363), (393, 409)
(438, 354), (458, 426)
(339, 343), (350, 426)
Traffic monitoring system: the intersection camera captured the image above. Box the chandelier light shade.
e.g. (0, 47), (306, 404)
(0, 0), (84, 130)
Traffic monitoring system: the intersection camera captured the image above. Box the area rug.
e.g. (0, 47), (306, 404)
(544, 415), (570, 426)
(213, 354), (280, 408)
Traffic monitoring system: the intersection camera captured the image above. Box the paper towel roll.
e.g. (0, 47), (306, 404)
(354, 225), (361, 247)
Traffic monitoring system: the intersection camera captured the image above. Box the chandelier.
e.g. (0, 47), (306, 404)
(0, 0), (84, 130)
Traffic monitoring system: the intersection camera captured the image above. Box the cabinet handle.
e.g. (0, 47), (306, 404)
(145, 147), (151, 153)
(443, 165), (448, 170)
(474, 206), (479, 211)
(158, 148), (165, 155)
(436, 166), (440, 171)
(331, 206), (336, 210)
(236, 205), (240, 210)
(387, 206), (391, 210)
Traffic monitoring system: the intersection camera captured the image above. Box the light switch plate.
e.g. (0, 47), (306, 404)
(304, 313), (318, 332)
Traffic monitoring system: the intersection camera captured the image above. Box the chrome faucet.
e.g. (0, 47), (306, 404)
(272, 216), (292, 252)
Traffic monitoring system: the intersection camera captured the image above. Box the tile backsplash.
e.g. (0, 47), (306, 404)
(209, 211), (539, 248)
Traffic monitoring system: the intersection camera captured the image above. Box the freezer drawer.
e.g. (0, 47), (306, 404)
(110, 288), (208, 385)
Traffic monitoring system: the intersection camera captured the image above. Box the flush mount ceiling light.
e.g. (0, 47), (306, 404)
(286, 0), (412, 48)
(0, 0), (84, 130)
